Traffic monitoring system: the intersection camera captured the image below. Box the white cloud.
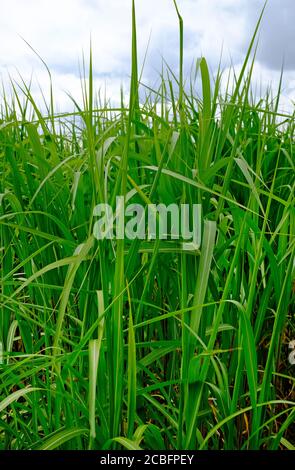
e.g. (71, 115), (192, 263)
(0, 0), (293, 112)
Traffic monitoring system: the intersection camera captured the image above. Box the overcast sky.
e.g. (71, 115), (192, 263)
(0, 0), (294, 112)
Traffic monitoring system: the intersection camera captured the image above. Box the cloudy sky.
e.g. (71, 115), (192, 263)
(0, 0), (294, 112)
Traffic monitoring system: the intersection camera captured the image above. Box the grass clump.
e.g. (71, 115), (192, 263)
(0, 1), (294, 450)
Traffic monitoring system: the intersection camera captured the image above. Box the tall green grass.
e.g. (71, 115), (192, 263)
(0, 1), (294, 450)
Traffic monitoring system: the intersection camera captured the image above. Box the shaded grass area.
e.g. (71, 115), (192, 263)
(0, 1), (294, 450)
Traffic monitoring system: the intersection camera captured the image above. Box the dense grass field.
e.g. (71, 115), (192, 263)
(0, 2), (294, 450)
